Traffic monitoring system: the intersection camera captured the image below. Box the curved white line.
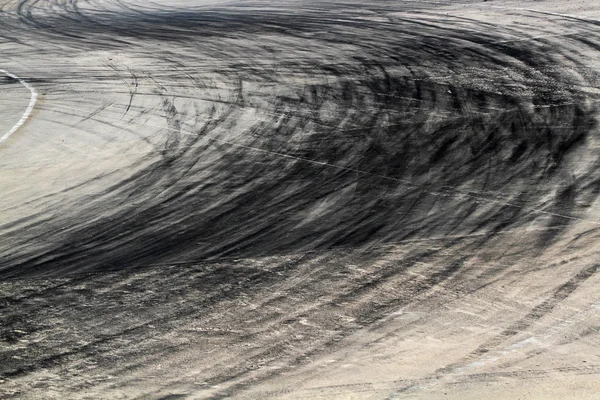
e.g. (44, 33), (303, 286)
(0, 69), (38, 145)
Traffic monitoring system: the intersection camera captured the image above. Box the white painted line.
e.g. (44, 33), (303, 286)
(0, 69), (37, 145)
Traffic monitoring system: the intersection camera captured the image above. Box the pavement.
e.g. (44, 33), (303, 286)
(1, 0), (600, 399)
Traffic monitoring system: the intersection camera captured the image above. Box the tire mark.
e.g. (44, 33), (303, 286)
(392, 263), (600, 396)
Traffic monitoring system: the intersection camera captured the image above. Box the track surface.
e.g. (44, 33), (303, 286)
(1, 0), (600, 398)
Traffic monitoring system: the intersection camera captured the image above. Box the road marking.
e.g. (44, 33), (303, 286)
(0, 69), (37, 145)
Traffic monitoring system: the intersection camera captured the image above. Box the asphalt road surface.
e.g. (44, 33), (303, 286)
(1, 0), (600, 398)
